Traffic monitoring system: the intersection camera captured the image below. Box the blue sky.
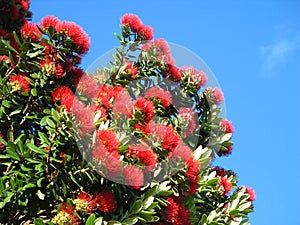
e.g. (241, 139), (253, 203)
(30, 1), (300, 224)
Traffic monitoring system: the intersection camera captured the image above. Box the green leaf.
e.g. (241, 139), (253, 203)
(23, 183), (36, 190)
(34, 219), (46, 225)
(142, 196), (154, 209)
(31, 88), (37, 96)
(2, 100), (11, 108)
(38, 131), (50, 145)
(27, 143), (48, 155)
(6, 142), (20, 161)
(36, 190), (45, 200)
(1, 39), (18, 54)
(46, 117), (56, 128)
(132, 200), (143, 213)
(0, 192), (14, 209)
(86, 214), (96, 225)
(122, 217), (138, 225)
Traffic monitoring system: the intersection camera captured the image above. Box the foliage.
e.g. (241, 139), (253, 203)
(0, 2), (255, 225)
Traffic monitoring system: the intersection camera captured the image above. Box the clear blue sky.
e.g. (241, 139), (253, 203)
(30, 1), (300, 224)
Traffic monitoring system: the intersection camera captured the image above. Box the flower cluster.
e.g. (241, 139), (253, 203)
(0, 7), (256, 225)
(120, 13), (154, 40)
(52, 191), (115, 224)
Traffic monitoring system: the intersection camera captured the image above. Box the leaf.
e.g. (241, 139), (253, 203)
(23, 183), (36, 190)
(142, 196), (154, 209)
(1, 39), (18, 54)
(34, 218), (46, 225)
(38, 131), (50, 145)
(122, 217), (138, 225)
(0, 192), (14, 209)
(27, 143), (48, 155)
(36, 190), (45, 200)
(6, 142), (20, 161)
(31, 88), (37, 96)
(2, 100), (11, 108)
(46, 118), (56, 128)
(86, 214), (96, 225)
(132, 200), (143, 213)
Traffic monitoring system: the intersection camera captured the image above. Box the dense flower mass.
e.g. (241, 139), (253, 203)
(205, 87), (224, 105)
(126, 143), (158, 172)
(164, 196), (191, 225)
(51, 203), (80, 225)
(132, 97), (155, 123)
(9, 74), (30, 92)
(180, 67), (207, 89)
(221, 119), (234, 134)
(178, 107), (196, 136)
(21, 22), (42, 41)
(94, 191), (116, 212)
(120, 14), (143, 32)
(56, 21), (90, 54)
(145, 87), (172, 108)
(123, 165), (144, 189)
(41, 15), (60, 29)
(246, 187), (256, 201)
(51, 86), (74, 111)
(73, 192), (96, 213)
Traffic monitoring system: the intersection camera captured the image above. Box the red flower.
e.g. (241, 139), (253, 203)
(59, 152), (67, 164)
(92, 144), (122, 178)
(186, 158), (200, 195)
(161, 126), (181, 152)
(40, 56), (65, 78)
(16, 0), (30, 11)
(113, 88), (132, 117)
(167, 64), (181, 81)
(164, 196), (191, 225)
(41, 15), (60, 30)
(0, 55), (11, 64)
(97, 129), (120, 153)
(139, 25), (154, 40)
(21, 22), (42, 41)
(94, 191), (116, 212)
(219, 176), (232, 195)
(178, 107), (196, 136)
(76, 73), (100, 99)
(73, 192), (96, 213)
(120, 13), (143, 32)
(126, 144), (158, 173)
(0, 132), (5, 150)
(246, 187), (256, 202)
(71, 101), (95, 136)
(51, 86), (74, 111)
(145, 87), (172, 108)
(180, 67), (207, 89)
(214, 167), (226, 177)
(96, 84), (115, 109)
(142, 38), (175, 65)
(123, 165), (144, 189)
(56, 21), (90, 54)
(132, 97), (155, 123)
(9, 75), (30, 93)
(221, 119), (234, 134)
(11, 5), (20, 20)
(223, 145), (233, 156)
(169, 143), (193, 163)
(125, 61), (138, 79)
(52, 203), (80, 225)
(205, 87), (224, 105)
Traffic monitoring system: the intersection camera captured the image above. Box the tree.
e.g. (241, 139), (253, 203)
(0, 1), (255, 224)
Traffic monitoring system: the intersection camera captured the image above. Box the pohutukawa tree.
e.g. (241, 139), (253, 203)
(0, 1), (255, 224)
